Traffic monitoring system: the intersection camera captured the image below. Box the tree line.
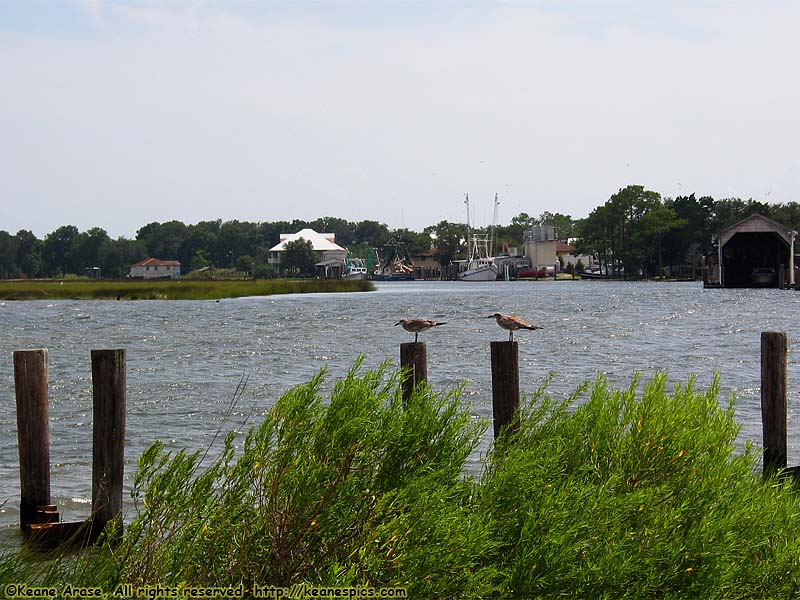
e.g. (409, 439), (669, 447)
(574, 186), (800, 278)
(1, 185), (798, 279)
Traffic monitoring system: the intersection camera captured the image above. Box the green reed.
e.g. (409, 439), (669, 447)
(0, 279), (373, 300)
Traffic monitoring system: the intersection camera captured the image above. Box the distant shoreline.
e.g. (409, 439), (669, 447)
(0, 278), (375, 300)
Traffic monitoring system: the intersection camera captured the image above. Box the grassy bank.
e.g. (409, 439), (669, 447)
(2, 365), (800, 598)
(0, 278), (374, 300)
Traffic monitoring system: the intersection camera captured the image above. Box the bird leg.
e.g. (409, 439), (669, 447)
(415, 332), (419, 343)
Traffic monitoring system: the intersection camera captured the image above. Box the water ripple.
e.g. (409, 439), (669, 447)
(1, 281), (799, 531)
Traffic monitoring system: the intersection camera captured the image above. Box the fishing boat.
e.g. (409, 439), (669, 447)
(373, 238), (416, 281)
(343, 262), (368, 280)
(458, 235), (499, 281)
(343, 255), (368, 279)
(457, 193), (500, 281)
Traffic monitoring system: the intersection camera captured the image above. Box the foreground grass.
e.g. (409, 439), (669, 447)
(2, 365), (800, 598)
(0, 278), (374, 300)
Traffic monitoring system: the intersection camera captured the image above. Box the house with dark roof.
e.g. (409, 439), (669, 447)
(130, 258), (181, 280)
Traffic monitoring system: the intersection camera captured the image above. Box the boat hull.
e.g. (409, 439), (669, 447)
(373, 273), (416, 281)
(458, 266), (499, 281)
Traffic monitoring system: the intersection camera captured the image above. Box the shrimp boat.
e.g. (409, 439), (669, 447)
(373, 237), (416, 281)
(457, 193), (500, 281)
(458, 234), (499, 281)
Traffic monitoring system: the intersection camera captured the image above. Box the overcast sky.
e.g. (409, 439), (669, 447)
(2, 1), (798, 239)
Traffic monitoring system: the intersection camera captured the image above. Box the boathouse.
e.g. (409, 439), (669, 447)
(706, 214), (797, 288)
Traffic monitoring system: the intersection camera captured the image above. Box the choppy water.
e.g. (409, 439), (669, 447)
(2, 280), (799, 544)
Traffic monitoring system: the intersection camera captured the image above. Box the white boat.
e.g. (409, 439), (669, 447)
(343, 265), (368, 280)
(457, 193), (500, 281)
(458, 236), (499, 281)
(343, 258), (368, 280)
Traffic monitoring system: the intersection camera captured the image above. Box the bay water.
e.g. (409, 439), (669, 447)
(2, 280), (799, 544)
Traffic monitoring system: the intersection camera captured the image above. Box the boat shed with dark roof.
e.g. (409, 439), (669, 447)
(706, 214), (797, 288)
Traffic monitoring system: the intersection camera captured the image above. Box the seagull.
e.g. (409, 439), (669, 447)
(395, 318), (446, 343)
(487, 313), (542, 342)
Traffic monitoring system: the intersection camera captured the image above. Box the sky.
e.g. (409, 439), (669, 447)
(2, 0), (799, 239)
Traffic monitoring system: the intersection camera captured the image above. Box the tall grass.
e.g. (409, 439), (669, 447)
(2, 365), (800, 598)
(0, 278), (373, 300)
(482, 373), (800, 598)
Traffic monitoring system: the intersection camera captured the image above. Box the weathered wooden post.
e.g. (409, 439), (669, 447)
(14, 349), (52, 531)
(490, 341), (520, 439)
(91, 349), (126, 537)
(400, 342), (427, 404)
(761, 332), (787, 477)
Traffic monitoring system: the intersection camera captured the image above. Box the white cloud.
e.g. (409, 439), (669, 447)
(1, 1), (798, 237)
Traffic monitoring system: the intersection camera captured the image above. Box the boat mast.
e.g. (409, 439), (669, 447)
(491, 192), (499, 257)
(464, 193), (473, 261)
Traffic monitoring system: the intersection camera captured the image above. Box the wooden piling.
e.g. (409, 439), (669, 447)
(761, 331), (787, 477)
(91, 349), (126, 537)
(400, 342), (427, 404)
(490, 341), (520, 439)
(13, 349), (52, 531)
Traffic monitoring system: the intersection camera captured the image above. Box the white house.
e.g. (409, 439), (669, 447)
(268, 228), (347, 265)
(130, 258), (181, 279)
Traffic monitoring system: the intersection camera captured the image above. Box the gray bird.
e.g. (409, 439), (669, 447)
(488, 313), (542, 341)
(395, 318), (447, 342)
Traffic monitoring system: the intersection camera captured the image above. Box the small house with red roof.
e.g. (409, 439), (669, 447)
(130, 258), (181, 280)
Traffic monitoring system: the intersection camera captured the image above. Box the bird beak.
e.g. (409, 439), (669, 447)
(394, 322), (400, 326)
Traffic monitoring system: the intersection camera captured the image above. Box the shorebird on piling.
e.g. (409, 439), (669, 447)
(395, 318), (446, 343)
(488, 313), (541, 342)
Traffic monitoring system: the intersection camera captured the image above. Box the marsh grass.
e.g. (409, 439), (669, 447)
(2, 366), (800, 598)
(0, 278), (373, 300)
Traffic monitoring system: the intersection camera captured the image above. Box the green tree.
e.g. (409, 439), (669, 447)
(425, 220), (468, 269)
(235, 254), (255, 274)
(181, 225), (219, 270)
(494, 212), (535, 248)
(216, 220), (261, 267)
(575, 204), (615, 276)
(662, 194), (714, 274)
(709, 197), (771, 232)
(15, 230), (43, 278)
(0, 231), (19, 279)
(100, 237), (148, 278)
(190, 249), (211, 273)
(394, 228), (432, 257)
(308, 217), (356, 247)
(43, 225), (80, 276)
(575, 186), (682, 278)
(73, 227), (111, 272)
(354, 220), (391, 246)
(136, 221), (189, 261)
(769, 201), (800, 231)
(537, 211), (577, 240)
(281, 238), (316, 276)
